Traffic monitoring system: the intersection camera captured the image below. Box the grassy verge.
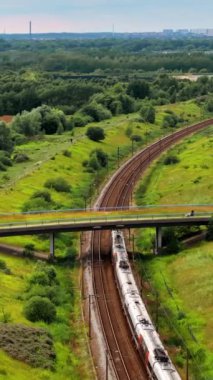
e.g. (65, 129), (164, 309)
(135, 127), (213, 379)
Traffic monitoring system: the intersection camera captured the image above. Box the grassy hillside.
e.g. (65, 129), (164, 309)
(135, 127), (213, 379)
(0, 253), (92, 380)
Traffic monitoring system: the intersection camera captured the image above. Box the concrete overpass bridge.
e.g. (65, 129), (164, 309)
(0, 205), (212, 257)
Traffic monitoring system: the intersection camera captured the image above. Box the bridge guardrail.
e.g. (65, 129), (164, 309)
(0, 212), (212, 230)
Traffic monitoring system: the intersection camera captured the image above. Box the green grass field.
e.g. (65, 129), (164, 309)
(135, 127), (213, 379)
(0, 253), (93, 380)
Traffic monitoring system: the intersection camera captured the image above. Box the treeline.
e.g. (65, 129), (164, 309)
(0, 38), (213, 73)
(1, 70), (213, 116)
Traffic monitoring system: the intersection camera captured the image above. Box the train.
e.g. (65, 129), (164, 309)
(111, 230), (181, 380)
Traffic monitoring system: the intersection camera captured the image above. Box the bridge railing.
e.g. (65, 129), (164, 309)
(0, 211), (212, 230)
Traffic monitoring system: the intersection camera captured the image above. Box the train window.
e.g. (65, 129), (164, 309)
(119, 260), (129, 269)
(154, 348), (169, 363)
(140, 318), (151, 326)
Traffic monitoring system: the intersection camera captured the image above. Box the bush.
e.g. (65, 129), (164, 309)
(86, 126), (105, 142)
(131, 135), (142, 142)
(24, 296), (56, 323)
(13, 153), (29, 163)
(163, 155), (180, 165)
(206, 217), (213, 241)
(25, 285), (61, 306)
(23, 243), (35, 258)
(31, 190), (52, 203)
(0, 259), (7, 270)
(162, 113), (179, 128)
(82, 102), (112, 122)
(63, 149), (71, 158)
(71, 112), (93, 127)
(29, 271), (50, 286)
(140, 105), (156, 124)
(44, 177), (71, 192)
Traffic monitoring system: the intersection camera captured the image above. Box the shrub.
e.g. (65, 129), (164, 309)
(82, 102), (112, 122)
(25, 285), (61, 306)
(23, 243), (35, 258)
(86, 126), (105, 142)
(24, 296), (56, 323)
(44, 177), (71, 192)
(13, 153), (29, 163)
(162, 113), (179, 128)
(206, 217), (213, 241)
(163, 155), (180, 165)
(71, 112), (92, 127)
(31, 190), (52, 203)
(29, 271), (50, 286)
(63, 149), (71, 158)
(0, 259), (7, 270)
(140, 105), (156, 124)
(131, 135), (142, 142)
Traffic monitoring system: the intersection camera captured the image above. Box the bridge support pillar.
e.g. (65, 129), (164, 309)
(155, 227), (162, 255)
(49, 233), (55, 259)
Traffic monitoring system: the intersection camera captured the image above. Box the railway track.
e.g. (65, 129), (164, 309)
(89, 119), (213, 379)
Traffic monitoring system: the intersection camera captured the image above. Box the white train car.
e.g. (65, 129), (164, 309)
(112, 230), (182, 380)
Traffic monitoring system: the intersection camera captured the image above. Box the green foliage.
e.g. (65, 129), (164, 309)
(83, 148), (108, 172)
(44, 177), (71, 192)
(127, 80), (150, 99)
(12, 105), (68, 136)
(0, 122), (14, 153)
(162, 228), (181, 254)
(131, 134), (142, 142)
(13, 152), (29, 163)
(86, 126), (105, 142)
(82, 101), (112, 122)
(70, 112), (93, 128)
(205, 98), (213, 113)
(162, 112), (179, 128)
(31, 190), (52, 203)
(63, 149), (72, 158)
(23, 243), (35, 258)
(140, 105), (156, 123)
(24, 296), (57, 323)
(206, 217), (213, 241)
(163, 155), (180, 165)
(0, 259), (7, 270)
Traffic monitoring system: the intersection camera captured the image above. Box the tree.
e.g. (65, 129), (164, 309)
(86, 126), (105, 142)
(140, 105), (156, 124)
(0, 122), (14, 152)
(82, 101), (112, 122)
(127, 80), (150, 99)
(24, 296), (56, 323)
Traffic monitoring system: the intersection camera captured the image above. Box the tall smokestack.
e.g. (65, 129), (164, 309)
(29, 21), (32, 36)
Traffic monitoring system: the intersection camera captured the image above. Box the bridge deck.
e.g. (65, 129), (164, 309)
(0, 206), (212, 237)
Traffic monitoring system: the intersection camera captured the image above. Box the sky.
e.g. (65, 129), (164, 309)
(0, 0), (213, 34)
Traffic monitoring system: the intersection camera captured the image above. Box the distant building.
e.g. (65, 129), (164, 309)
(163, 29), (174, 35)
(190, 29), (208, 35)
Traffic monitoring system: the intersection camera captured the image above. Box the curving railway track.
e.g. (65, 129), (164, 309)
(88, 119), (213, 380)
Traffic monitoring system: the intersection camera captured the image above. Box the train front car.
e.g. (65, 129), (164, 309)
(111, 230), (182, 380)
